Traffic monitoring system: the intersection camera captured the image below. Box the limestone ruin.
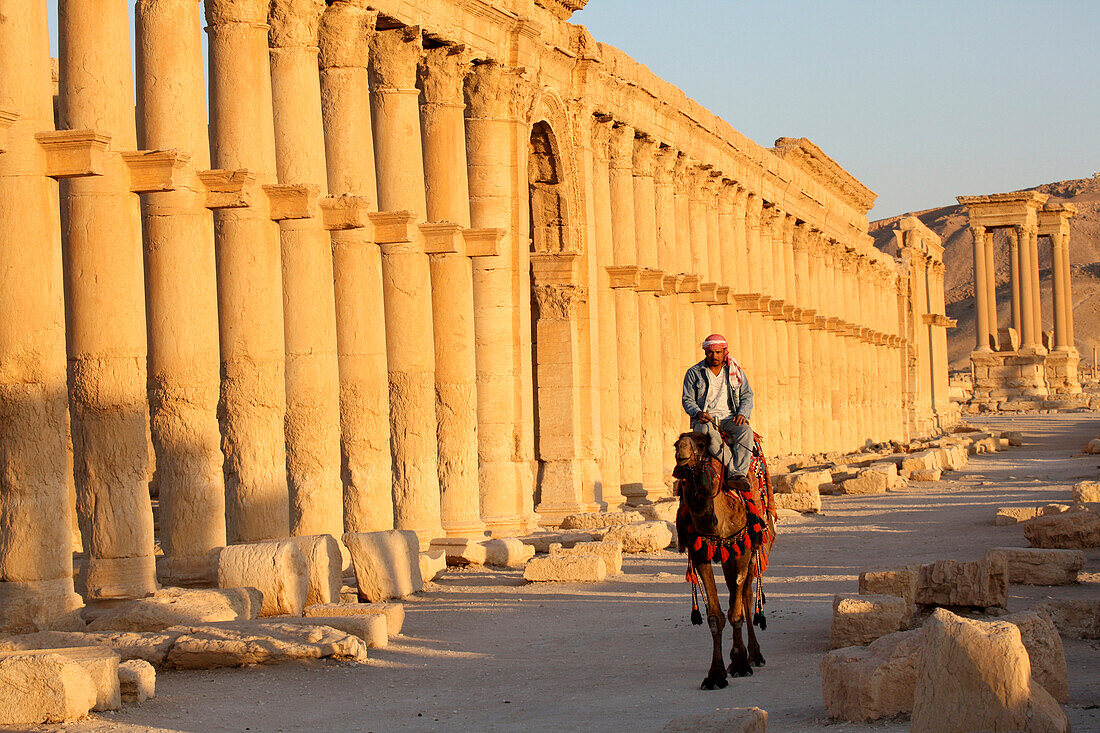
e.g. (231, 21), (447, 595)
(1, 0), (953, 640)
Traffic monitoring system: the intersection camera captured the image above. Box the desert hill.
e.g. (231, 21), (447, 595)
(870, 175), (1100, 371)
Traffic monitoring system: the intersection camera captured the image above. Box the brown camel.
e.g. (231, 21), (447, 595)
(673, 431), (774, 690)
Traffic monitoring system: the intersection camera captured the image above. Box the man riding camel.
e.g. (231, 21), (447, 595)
(681, 333), (754, 491)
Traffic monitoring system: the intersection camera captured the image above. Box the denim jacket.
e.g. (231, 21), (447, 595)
(681, 360), (754, 424)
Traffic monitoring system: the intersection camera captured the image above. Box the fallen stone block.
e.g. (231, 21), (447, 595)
(1034, 599), (1100, 639)
(431, 537), (488, 566)
(1072, 480), (1100, 504)
(517, 531), (597, 553)
(773, 491), (821, 514)
(484, 538), (535, 568)
(660, 707), (767, 732)
(995, 506), (1040, 525)
(266, 615), (388, 649)
(915, 555), (1007, 610)
(217, 541), (308, 617)
(87, 587), (259, 632)
(900, 450), (939, 473)
(637, 499), (679, 523)
(550, 540), (623, 575)
(264, 534), (343, 606)
(0, 631), (179, 667)
(523, 554), (606, 582)
(118, 659), (155, 704)
(343, 530), (423, 602)
(419, 548), (447, 582)
(1083, 438), (1100, 454)
(821, 628), (921, 721)
(984, 547), (1085, 586)
(909, 468), (941, 482)
(1042, 503), (1071, 516)
(559, 510), (644, 530)
(772, 468), (832, 494)
(973, 437), (999, 453)
(838, 471), (887, 495)
(304, 602), (404, 636)
(1023, 509), (1100, 549)
(0, 653), (97, 725)
(163, 621), (368, 669)
(829, 594), (909, 649)
(603, 520), (673, 553)
(911, 609), (1068, 733)
(0, 646), (119, 711)
(935, 445), (967, 471)
(1001, 430), (1024, 446)
(858, 567), (918, 610)
(1003, 611), (1069, 703)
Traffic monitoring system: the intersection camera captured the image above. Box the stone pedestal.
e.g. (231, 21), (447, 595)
(971, 350), (1049, 405)
(1045, 349), (1081, 396)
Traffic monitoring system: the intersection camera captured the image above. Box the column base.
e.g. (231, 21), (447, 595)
(970, 349), (1049, 402)
(155, 551), (218, 587)
(0, 577), (84, 635)
(482, 514), (540, 538)
(1045, 348), (1082, 395)
(440, 519), (489, 540)
(534, 501), (602, 527)
(82, 554), (158, 601)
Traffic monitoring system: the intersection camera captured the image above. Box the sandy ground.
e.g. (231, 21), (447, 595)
(30, 413), (1100, 733)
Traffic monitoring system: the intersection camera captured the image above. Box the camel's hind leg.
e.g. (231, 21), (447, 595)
(742, 565), (765, 667)
(722, 555), (753, 677)
(695, 557), (728, 690)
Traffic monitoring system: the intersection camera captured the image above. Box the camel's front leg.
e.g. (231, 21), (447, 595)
(742, 564), (765, 667)
(694, 556), (728, 690)
(722, 555), (753, 677)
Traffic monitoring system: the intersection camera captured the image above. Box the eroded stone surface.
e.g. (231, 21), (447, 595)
(603, 521), (673, 553)
(303, 602), (405, 636)
(217, 542), (309, 617)
(838, 472), (887, 495)
(87, 587), (259, 632)
(858, 567), (918, 611)
(559, 511), (644, 530)
(550, 540), (623, 575)
(984, 547), (1085, 586)
(915, 555), (1007, 609)
(821, 628), (921, 721)
(0, 646), (119, 711)
(773, 491), (821, 514)
(1023, 509), (1100, 549)
(1003, 611), (1069, 703)
(829, 593), (909, 649)
(419, 548), (447, 581)
(660, 707), (768, 732)
(163, 621), (368, 669)
(0, 653), (97, 725)
(343, 530), (423, 601)
(523, 554), (606, 582)
(118, 659), (155, 703)
(772, 468), (831, 494)
(484, 538), (535, 567)
(909, 468), (942, 482)
(1071, 480), (1100, 504)
(1034, 599), (1100, 639)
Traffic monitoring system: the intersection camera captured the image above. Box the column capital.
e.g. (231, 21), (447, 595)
(319, 3), (376, 70)
(269, 0), (325, 48)
(206, 0), (268, 26)
(464, 61), (534, 120)
(716, 179), (737, 214)
(533, 283), (587, 320)
(1015, 223), (1038, 237)
(672, 154), (691, 194)
(744, 192), (762, 223)
(791, 221), (811, 252)
(760, 202), (784, 231)
(608, 123), (635, 170)
(589, 114), (613, 161)
(418, 45), (468, 106)
(631, 134), (658, 177)
(369, 26), (423, 90)
(653, 144), (678, 184)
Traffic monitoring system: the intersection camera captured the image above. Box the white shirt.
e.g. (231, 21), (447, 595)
(703, 366), (732, 422)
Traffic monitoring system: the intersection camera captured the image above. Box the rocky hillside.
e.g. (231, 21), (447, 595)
(870, 175), (1100, 371)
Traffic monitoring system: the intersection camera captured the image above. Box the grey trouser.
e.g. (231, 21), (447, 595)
(691, 418), (753, 478)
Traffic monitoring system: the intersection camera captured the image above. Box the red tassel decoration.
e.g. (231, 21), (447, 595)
(732, 544), (741, 558)
(693, 536), (704, 551)
(705, 543), (716, 561)
(720, 546), (730, 563)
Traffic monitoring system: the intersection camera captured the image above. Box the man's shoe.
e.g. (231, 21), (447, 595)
(726, 474), (751, 494)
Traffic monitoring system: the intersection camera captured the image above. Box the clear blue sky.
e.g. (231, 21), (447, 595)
(46, 0), (1098, 220)
(573, 0), (1100, 219)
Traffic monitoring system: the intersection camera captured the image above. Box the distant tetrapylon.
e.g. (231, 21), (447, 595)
(957, 192), (1081, 406)
(0, 0), (952, 632)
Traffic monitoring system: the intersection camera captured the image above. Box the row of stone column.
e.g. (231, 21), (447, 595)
(586, 113), (908, 494)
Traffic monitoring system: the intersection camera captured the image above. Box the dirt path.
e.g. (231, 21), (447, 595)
(53, 414), (1100, 733)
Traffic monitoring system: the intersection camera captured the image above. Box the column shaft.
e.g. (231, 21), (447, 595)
(984, 232), (997, 340)
(0, 0), (82, 630)
(319, 2), (393, 532)
(1026, 227), (1043, 348)
(1008, 229), (1022, 337)
(1015, 226), (1036, 348)
(137, 0), (225, 581)
(206, 0), (290, 543)
(654, 146), (679, 475)
(971, 226), (992, 351)
(60, 0), (156, 598)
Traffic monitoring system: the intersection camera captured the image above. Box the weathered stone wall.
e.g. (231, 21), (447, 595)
(0, 0), (948, 624)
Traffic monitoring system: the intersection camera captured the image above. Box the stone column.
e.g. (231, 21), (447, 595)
(792, 223), (815, 453)
(269, 0), (344, 539)
(588, 117), (623, 509)
(1060, 234), (1075, 348)
(760, 206), (788, 454)
(654, 145), (680, 469)
(1014, 225), (1037, 349)
(716, 181), (742, 366)
(1025, 225), (1043, 349)
(0, 0), (84, 630)
(369, 27), (443, 544)
(743, 194), (770, 446)
(806, 231), (831, 450)
(136, 0), (225, 582)
(780, 213), (802, 454)
(59, 0), (157, 598)
(673, 155), (695, 372)
(984, 230), (997, 340)
(417, 46), (487, 537)
(607, 122), (643, 501)
(319, 2), (393, 532)
(465, 61), (537, 534)
(971, 225), (992, 351)
(1007, 228), (1022, 337)
(820, 244), (843, 452)
(688, 164), (712, 339)
(632, 134), (665, 497)
(206, 0), (290, 543)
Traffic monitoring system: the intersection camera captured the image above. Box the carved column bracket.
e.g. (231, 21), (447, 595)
(691, 282), (718, 304)
(263, 183), (321, 220)
(319, 194), (374, 231)
(122, 150), (190, 192)
(606, 264), (642, 289)
(730, 293), (765, 312)
(366, 210), (416, 244)
(531, 252), (581, 285)
(199, 168), (256, 209)
(637, 268), (665, 292)
(711, 285), (731, 306)
(661, 274), (684, 296)
(678, 274), (701, 293)
(462, 227), (504, 257)
(35, 129), (111, 178)
(419, 222), (463, 254)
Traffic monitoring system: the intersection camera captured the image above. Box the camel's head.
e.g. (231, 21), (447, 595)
(674, 432), (707, 469)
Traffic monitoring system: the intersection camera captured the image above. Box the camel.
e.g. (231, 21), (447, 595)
(673, 431), (775, 690)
